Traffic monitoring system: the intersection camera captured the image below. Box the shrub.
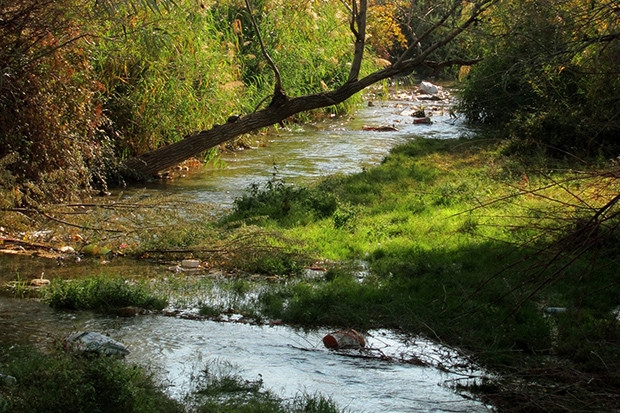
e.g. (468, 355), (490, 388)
(0, 0), (109, 205)
(0, 344), (182, 413)
(458, 0), (620, 156)
(225, 177), (338, 227)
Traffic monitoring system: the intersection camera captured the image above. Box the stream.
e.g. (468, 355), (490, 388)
(0, 88), (491, 412)
(140, 88), (474, 210)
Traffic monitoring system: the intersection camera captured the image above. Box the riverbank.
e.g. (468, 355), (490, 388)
(2, 94), (620, 411)
(213, 134), (620, 411)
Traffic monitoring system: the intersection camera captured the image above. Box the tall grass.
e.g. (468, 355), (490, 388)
(0, 0), (371, 208)
(93, 0), (369, 157)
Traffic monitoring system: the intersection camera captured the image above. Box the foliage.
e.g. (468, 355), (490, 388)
(0, 0), (368, 208)
(367, 0), (408, 60)
(215, 226), (309, 276)
(458, 0), (620, 155)
(188, 360), (342, 413)
(43, 276), (168, 313)
(0, 0), (111, 205)
(93, 1), (251, 157)
(372, 0), (491, 77)
(0, 344), (183, 413)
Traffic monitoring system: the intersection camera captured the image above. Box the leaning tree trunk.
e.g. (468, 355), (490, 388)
(121, 0), (498, 179)
(121, 67), (400, 179)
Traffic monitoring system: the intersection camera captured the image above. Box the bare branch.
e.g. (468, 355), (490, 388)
(347, 0), (367, 83)
(395, 0), (500, 71)
(244, 0), (287, 106)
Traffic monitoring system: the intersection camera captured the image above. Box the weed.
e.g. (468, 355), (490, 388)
(224, 175), (338, 228)
(0, 344), (182, 413)
(43, 276), (167, 313)
(188, 360), (342, 413)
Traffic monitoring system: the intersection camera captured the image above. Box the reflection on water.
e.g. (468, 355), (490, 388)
(0, 297), (489, 413)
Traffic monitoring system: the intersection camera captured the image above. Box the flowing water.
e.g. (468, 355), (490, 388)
(0, 91), (491, 412)
(140, 91), (473, 210)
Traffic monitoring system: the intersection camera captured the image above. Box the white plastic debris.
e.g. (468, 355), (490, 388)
(420, 81), (439, 95)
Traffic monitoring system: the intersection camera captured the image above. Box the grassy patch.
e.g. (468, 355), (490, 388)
(43, 276), (168, 314)
(0, 344), (182, 413)
(222, 136), (620, 383)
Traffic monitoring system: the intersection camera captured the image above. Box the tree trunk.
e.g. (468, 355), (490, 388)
(121, 65), (404, 178)
(121, 0), (499, 179)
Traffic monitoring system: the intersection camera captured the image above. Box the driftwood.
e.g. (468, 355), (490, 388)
(0, 236), (63, 253)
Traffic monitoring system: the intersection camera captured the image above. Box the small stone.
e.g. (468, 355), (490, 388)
(181, 259), (200, 268)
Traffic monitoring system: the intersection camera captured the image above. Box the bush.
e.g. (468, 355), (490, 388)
(225, 177), (338, 227)
(0, 344), (182, 413)
(0, 0), (110, 205)
(458, 0), (620, 156)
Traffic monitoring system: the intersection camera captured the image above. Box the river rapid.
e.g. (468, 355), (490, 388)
(1, 88), (492, 412)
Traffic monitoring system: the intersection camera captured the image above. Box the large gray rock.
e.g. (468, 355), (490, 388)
(63, 331), (130, 357)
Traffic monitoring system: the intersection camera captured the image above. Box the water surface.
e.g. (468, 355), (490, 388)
(140, 95), (471, 209)
(0, 92), (489, 412)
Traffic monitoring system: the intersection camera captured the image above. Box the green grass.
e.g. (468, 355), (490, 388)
(0, 344), (183, 413)
(43, 276), (168, 314)
(221, 136), (620, 376)
(0, 346), (344, 413)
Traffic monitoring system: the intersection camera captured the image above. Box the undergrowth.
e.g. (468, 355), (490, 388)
(0, 344), (182, 413)
(221, 136), (620, 410)
(43, 276), (168, 314)
(0, 346), (343, 413)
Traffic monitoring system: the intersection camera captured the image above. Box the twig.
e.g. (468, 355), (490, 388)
(244, 0), (287, 107)
(0, 236), (64, 252)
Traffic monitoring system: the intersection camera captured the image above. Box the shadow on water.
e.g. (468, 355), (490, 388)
(0, 91), (491, 412)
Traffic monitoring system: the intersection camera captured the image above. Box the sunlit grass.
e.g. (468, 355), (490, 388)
(223, 136), (620, 374)
(43, 276), (168, 313)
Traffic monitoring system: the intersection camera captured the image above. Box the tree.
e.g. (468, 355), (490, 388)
(0, 0), (109, 205)
(122, 0), (499, 178)
(458, 0), (620, 155)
